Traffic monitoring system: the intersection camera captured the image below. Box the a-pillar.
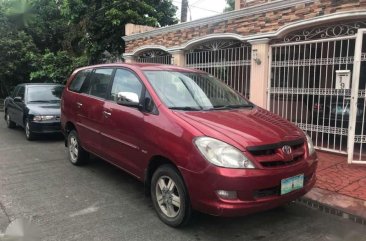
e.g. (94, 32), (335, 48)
(248, 38), (270, 109)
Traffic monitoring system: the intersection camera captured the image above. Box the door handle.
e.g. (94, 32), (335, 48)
(76, 102), (83, 108)
(103, 110), (112, 117)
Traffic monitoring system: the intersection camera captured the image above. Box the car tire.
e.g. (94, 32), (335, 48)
(25, 119), (36, 141)
(5, 112), (16, 129)
(151, 164), (192, 227)
(67, 130), (89, 166)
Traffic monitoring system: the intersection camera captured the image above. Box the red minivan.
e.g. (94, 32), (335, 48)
(61, 63), (317, 227)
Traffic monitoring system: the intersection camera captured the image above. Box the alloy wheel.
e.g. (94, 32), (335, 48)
(155, 176), (181, 218)
(6, 114), (10, 126)
(25, 122), (30, 138)
(69, 136), (79, 163)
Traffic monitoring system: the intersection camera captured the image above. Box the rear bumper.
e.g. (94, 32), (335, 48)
(29, 120), (61, 134)
(181, 155), (317, 217)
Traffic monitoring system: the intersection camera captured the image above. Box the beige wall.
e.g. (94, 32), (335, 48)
(125, 23), (157, 36)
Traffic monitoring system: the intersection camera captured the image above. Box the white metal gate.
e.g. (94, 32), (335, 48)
(268, 22), (366, 162)
(136, 49), (172, 64)
(185, 40), (251, 98)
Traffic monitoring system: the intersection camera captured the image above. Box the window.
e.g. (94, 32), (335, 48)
(17, 86), (25, 100)
(88, 68), (114, 98)
(109, 69), (143, 102)
(144, 71), (251, 110)
(69, 69), (91, 93)
(11, 86), (20, 98)
(27, 85), (64, 103)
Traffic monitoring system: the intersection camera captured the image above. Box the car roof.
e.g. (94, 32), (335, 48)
(17, 83), (64, 87)
(74, 63), (207, 74)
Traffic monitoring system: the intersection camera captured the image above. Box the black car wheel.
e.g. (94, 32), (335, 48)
(25, 119), (36, 141)
(67, 130), (89, 165)
(5, 112), (16, 129)
(151, 164), (192, 227)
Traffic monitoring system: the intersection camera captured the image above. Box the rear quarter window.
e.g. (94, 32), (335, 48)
(69, 69), (91, 92)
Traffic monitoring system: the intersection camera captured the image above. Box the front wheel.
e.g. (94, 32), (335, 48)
(67, 130), (89, 166)
(151, 165), (192, 227)
(5, 112), (16, 129)
(25, 119), (36, 141)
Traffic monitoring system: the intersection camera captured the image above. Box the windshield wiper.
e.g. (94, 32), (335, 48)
(208, 104), (254, 110)
(28, 100), (52, 103)
(169, 106), (202, 111)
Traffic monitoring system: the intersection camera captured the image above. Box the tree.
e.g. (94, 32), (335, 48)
(29, 50), (87, 84)
(224, 0), (235, 12)
(0, 6), (37, 96)
(61, 0), (178, 63)
(0, 0), (178, 94)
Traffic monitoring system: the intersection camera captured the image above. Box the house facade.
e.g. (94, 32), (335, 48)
(123, 0), (366, 164)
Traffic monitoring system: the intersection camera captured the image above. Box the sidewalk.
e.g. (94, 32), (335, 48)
(301, 151), (366, 223)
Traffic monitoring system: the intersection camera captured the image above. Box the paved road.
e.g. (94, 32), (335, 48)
(0, 118), (365, 241)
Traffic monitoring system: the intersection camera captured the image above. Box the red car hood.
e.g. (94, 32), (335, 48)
(173, 107), (304, 149)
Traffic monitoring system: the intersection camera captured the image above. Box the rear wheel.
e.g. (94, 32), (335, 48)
(5, 112), (15, 129)
(151, 165), (192, 227)
(25, 119), (36, 141)
(67, 130), (88, 165)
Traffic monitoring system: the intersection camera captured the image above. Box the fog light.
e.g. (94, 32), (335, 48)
(216, 190), (237, 200)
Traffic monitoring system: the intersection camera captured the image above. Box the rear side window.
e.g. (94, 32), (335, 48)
(88, 68), (114, 99)
(69, 69), (91, 92)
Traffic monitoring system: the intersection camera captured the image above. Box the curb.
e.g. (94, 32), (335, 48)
(297, 187), (366, 225)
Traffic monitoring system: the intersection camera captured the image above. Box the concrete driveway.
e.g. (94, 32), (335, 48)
(0, 119), (365, 241)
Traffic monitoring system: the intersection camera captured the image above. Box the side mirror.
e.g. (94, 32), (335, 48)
(14, 97), (22, 102)
(116, 92), (140, 108)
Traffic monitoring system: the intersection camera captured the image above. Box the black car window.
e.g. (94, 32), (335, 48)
(88, 68), (114, 99)
(109, 69), (142, 102)
(69, 69), (91, 93)
(27, 85), (64, 103)
(11, 86), (20, 98)
(17, 86), (25, 100)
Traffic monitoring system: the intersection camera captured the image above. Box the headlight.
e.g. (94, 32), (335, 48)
(33, 115), (57, 121)
(305, 134), (315, 155)
(194, 137), (255, 169)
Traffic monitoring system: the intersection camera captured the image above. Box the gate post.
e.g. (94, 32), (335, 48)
(348, 29), (364, 164)
(170, 50), (186, 67)
(124, 55), (135, 63)
(248, 38), (270, 108)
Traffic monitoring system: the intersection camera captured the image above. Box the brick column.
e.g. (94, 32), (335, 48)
(170, 50), (186, 67)
(248, 38), (270, 109)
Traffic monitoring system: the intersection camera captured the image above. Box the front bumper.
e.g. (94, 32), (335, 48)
(29, 120), (61, 134)
(181, 155), (317, 217)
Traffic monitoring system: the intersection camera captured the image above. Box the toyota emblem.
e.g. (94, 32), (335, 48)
(282, 145), (292, 155)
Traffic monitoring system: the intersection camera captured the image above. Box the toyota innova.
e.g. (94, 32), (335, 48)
(61, 64), (317, 227)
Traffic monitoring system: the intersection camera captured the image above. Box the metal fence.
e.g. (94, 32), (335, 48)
(267, 22), (366, 164)
(185, 41), (251, 98)
(135, 50), (172, 65)
(269, 36), (357, 154)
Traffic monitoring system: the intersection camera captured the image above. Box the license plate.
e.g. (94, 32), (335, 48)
(281, 174), (304, 195)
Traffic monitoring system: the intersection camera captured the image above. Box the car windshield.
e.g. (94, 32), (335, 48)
(27, 85), (64, 103)
(144, 71), (252, 111)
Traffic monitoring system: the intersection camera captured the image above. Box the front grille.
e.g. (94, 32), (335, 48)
(247, 139), (305, 168)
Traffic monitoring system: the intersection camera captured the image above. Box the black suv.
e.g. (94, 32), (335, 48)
(4, 83), (64, 140)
